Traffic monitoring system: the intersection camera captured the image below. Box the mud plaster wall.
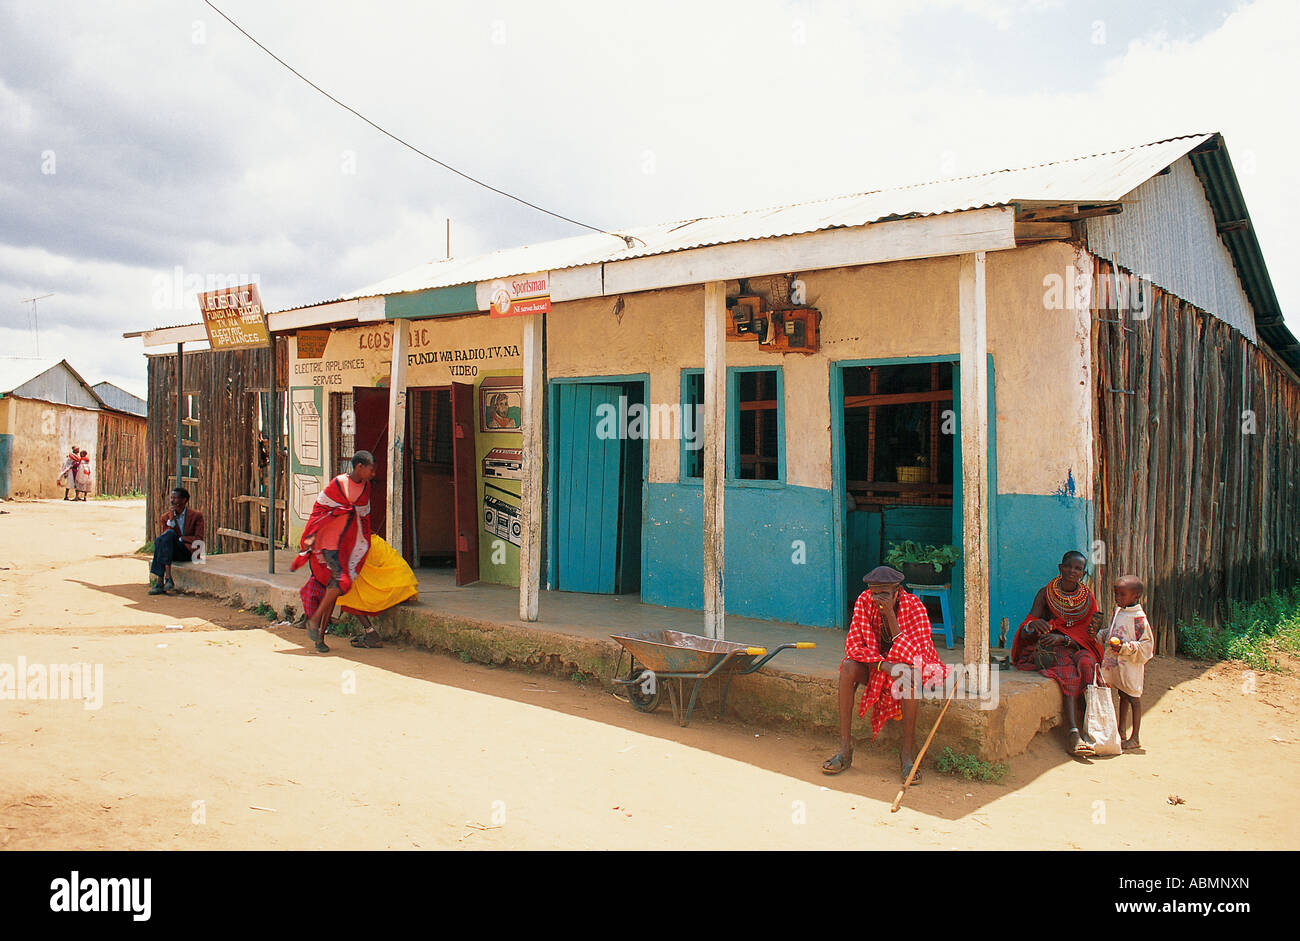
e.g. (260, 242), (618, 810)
(6, 398), (100, 499)
(547, 240), (1092, 500)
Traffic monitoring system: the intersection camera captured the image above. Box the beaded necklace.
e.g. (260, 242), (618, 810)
(1046, 576), (1091, 619)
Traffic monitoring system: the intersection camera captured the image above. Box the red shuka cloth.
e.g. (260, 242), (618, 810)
(1011, 584), (1103, 697)
(290, 473), (372, 595)
(844, 589), (950, 738)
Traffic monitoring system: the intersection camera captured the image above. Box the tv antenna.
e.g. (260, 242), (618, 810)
(19, 293), (54, 357)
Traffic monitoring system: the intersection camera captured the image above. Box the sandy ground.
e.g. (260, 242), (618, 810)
(0, 498), (1297, 850)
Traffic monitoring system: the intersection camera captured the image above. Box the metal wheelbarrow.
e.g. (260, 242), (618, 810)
(610, 629), (815, 727)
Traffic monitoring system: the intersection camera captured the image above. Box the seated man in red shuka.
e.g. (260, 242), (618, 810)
(1012, 549), (1106, 756)
(822, 566), (949, 783)
(291, 451), (376, 653)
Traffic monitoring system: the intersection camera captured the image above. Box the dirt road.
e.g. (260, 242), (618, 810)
(1, 499), (1296, 849)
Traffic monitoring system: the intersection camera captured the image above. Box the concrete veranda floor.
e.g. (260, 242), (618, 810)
(176, 549), (1048, 686)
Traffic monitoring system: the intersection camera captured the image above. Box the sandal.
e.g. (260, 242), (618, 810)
(350, 631), (383, 649)
(1068, 729), (1094, 756)
(821, 751), (853, 775)
(306, 624), (329, 653)
(901, 757), (923, 785)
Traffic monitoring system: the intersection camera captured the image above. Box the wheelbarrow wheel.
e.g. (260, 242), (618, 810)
(625, 669), (662, 713)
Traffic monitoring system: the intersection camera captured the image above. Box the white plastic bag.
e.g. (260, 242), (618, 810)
(1084, 667), (1122, 756)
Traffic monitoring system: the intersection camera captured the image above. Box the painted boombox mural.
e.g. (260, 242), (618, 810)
(483, 447), (523, 480)
(482, 483), (522, 547)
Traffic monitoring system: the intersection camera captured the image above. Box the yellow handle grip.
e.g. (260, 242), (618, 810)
(795, 642), (817, 649)
(745, 647), (767, 657)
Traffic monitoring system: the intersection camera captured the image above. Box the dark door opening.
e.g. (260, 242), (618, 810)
(352, 386), (389, 539)
(406, 383), (479, 585)
(840, 362), (955, 626)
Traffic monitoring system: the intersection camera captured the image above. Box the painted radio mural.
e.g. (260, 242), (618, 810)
(483, 482), (523, 548)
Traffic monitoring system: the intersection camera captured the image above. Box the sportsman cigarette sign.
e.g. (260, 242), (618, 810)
(488, 271), (550, 318)
(198, 283), (271, 349)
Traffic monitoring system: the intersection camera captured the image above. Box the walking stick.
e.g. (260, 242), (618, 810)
(890, 675), (959, 813)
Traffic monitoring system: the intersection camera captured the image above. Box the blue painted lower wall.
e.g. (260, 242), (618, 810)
(639, 482), (1092, 634)
(0, 433), (11, 500)
(642, 482), (837, 627)
(992, 493), (1093, 639)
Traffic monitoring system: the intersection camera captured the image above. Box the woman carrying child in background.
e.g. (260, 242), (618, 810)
(56, 446), (80, 500)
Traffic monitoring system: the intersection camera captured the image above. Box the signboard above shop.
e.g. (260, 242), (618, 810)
(489, 271), (550, 318)
(198, 283), (271, 349)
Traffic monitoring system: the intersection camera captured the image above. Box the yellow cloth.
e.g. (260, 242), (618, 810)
(338, 534), (418, 613)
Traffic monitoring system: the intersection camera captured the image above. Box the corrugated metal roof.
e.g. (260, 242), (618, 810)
(0, 357), (64, 395)
(0, 357), (107, 409)
(1185, 136), (1300, 375)
(92, 381), (148, 417)
(136, 132), (1298, 373)
(327, 133), (1213, 304)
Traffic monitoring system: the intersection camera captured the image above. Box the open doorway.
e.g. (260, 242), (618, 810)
(406, 383), (479, 585)
(839, 361), (957, 629)
(549, 378), (646, 595)
(352, 387), (389, 539)
(343, 384), (479, 584)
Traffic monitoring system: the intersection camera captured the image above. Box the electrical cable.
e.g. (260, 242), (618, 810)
(202, 0), (632, 244)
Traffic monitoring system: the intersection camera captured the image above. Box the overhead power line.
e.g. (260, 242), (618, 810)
(202, 0), (630, 244)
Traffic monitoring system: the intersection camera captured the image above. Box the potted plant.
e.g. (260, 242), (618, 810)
(883, 540), (962, 586)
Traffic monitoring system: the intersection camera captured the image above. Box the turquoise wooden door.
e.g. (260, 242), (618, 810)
(555, 383), (624, 593)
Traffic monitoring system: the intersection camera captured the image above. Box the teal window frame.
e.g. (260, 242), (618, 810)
(678, 365), (785, 487)
(728, 365), (784, 487)
(680, 369), (704, 482)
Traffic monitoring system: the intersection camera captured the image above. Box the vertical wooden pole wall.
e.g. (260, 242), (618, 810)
(267, 335), (278, 573)
(175, 343), (184, 492)
(703, 281), (727, 640)
(959, 252), (990, 686)
(519, 313), (544, 621)
(386, 321), (409, 547)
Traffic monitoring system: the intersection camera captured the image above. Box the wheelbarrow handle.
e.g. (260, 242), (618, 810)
(739, 641), (815, 672)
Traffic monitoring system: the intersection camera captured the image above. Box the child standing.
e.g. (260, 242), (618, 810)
(74, 448), (93, 501)
(1097, 574), (1154, 750)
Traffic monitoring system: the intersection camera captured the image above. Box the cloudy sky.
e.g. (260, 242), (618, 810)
(2, 0), (1297, 397)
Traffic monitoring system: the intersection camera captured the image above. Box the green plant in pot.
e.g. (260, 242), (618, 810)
(883, 540), (962, 587)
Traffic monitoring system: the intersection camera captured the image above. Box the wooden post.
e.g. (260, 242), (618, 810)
(703, 281), (727, 640)
(267, 335), (277, 573)
(959, 252), (990, 690)
(519, 313), (544, 621)
(175, 342), (184, 492)
(386, 320), (409, 547)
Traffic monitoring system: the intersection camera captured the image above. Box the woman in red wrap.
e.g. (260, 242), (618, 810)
(291, 451), (375, 652)
(1012, 549), (1105, 755)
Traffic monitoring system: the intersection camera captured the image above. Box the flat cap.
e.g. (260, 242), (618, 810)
(863, 565), (906, 585)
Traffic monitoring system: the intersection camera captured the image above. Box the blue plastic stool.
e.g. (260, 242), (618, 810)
(909, 583), (954, 650)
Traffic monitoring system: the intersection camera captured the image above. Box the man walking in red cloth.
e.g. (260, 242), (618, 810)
(292, 451), (376, 653)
